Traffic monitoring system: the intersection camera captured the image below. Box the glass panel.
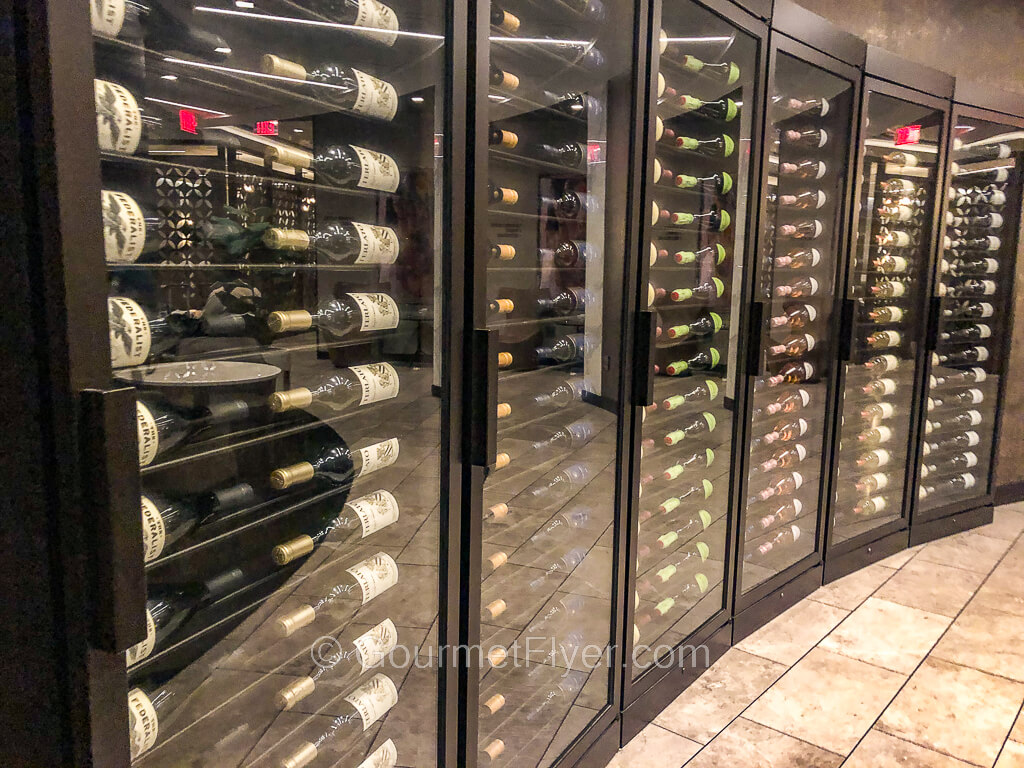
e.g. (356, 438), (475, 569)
(739, 52), (854, 592)
(830, 92), (944, 545)
(918, 115), (1024, 512)
(477, 0), (634, 763)
(92, 1), (447, 765)
(631, 1), (758, 677)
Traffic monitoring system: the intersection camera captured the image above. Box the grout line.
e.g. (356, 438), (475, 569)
(991, 700), (1024, 768)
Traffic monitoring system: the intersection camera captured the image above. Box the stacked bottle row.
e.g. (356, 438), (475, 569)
(918, 126), (1022, 513)
(630, 2), (758, 674)
(480, 0), (620, 763)
(739, 52), (855, 593)
(93, 0), (445, 765)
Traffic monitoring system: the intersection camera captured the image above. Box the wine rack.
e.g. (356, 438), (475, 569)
(629, 0), (759, 680)
(830, 88), (946, 545)
(738, 48), (857, 593)
(93, 0), (448, 765)
(917, 113), (1024, 516)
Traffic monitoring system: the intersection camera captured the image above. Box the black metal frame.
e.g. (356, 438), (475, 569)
(619, 0), (768, 728)
(822, 69), (953, 582)
(731, 20), (865, 638)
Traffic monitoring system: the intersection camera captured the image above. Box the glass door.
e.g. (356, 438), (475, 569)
(737, 44), (857, 596)
(629, 0), (761, 683)
(915, 109), (1024, 518)
(92, 0), (451, 764)
(828, 86), (946, 547)
(471, 0), (637, 763)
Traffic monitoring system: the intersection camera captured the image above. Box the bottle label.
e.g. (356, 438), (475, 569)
(351, 145), (400, 192)
(90, 0), (125, 36)
(351, 69), (399, 120)
(981, 280), (997, 295)
(970, 367), (987, 383)
(962, 474), (977, 489)
(354, 0), (399, 46)
(347, 552), (399, 604)
(975, 347), (990, 362)
(343, 673), (399, 730)
(963, 452), (979, 467)
(140, 495), (166, 562)
(95, 79), (142, 154)
(347, 292), (400, 332)
(353, 619), (399, 672)
(350, 362), (400, 405)
(977, 325), (992, 339)
(965, 431), (981, 446)
(356, 438), (400, 478)
(102, 190), (150, 264)
(108, 296), (151, 368)
(347, 489), (400, 538)
(125, 609), (156, 667)
(803, 334), (815, 351)
(350, 222), (399, 264)
(136, 401), (160, 467)
(127, 687), (159, 760)
(356, 739), (399, 768)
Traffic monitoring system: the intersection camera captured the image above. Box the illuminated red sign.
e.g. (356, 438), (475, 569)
(179, 109), (198, 134)
(254, 120), (279, 136)
(895, 125), (922, 145)
(586, 141), (604, 164)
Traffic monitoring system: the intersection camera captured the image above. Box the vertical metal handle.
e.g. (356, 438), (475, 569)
(633, 311), (656, 407)
(925, 295), (942, 352)
(80, 387), (147, 654)
(746, 301), (766, 376)
(470, 329), (497, 468)
(838, 298), (857, 362)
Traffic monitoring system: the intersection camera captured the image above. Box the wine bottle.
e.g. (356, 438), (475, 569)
(926, 410), (983, 435)
(946, 235), (1001, 253)
(754, 390), (810, 420)
(968, 186), (1007, 206)
(126, 568), (248, 666)
(668, 277), (725, 302)
(777, 220), (823, 240)
(774, 95), (830, 116)
(774, 276), (819, 298)
(673, 133), (735, 158)
(757, 443), (807, 473)
(759, 417), (808, 446)
(949, 257), (999, 275)
(857, 425), (893, 447)
(266, 144), (400, 193)
(957, 142), (1012, 162)
(870, 279), (906, 298)
(101, 190), (161, 264)
(489, 63), (520, 90)
(950, 278), (998, 298)
(527, 508), (591, 544)
(661, 448), (715, 481)
(531, 420), (594, 452)
(748, 471), (802, 505)
(674, 95), (738, 121)
(271, 490), (400, 565)
(762, 361), (815, 388)
(879, 203), (920, 224)
(537, 142), (593, 169)
(855, 472), (890, 494)
(537, 287), (587, 315)
(263, 219), (399, 265)
(268, 292), (400, 337)
(881, 178), (916, 194)
(952, 212), (1004, 231)
(665, 312), (723, 339)
(127, 682), (174, 760)
(882, 150), (918, 166)
(672, 243), (728, 265)
(487, 181), (519, 205)
(533, 379), (588, 409)
(861, 402), (896, 422)
(857, 448), (891, 469)
(529, 464), (590, 499)
(774, 248), (822, 269)
(782, 127), (828, 148)
(852, 496), (888, 516)
(933, 346), (989, 366)
(876, 230), (918, 249)
(542, 240), (593, 268)
(637, 543), (712, 594)
(665, 348), (721, 376)
(276, 675), (399, 767)
(874, 253), (910, 274)
(260, 56), (398, 121)
(866, 330), (901, 349)
(746, 499), (802, 534)
(543, 190), (598, 218)
(291, 0), (400, 45)
(140, 483), (254, 563)
(745, 524), (801, 560)
(924, 430), (981, 456)
(490, 2), (520, 32)
(768, 333), (815, 358)
(270, 435), (399, 490)
(489, 126), (520, 149)
(269, 363), (400, 414)
(536, 333), (585, 363)
(664, 412), (716, 445)
(865, 353), (900, 373)
(773, 191), (827, 211)
(672, 171), (733, 195)
(940, 324), (992, 343)
(929, 367), (987, 387)
(862, 378), (896, 398)
(91, 0), (232, 59)
(778, 160), (827, 180)
(954, 165), (1009, 183)
(661, 380), (720, 410)
(544, 90), (604, 116)
(275, 552), (399, 638)
(667, 54), (740, 84)
(136, 397), (249, 468)
(868, 306), (903, 323)
(107, 296), (202, 369)
(772, 304), (820, 332)
(659, 205), (731, 231)
(948, 388), (985, 406)
(656, 480), (714, 516)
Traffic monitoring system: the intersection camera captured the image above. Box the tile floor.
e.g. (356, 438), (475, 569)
(607, 502), (1024, 768)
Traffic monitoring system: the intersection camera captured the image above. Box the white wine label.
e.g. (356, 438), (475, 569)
(980, 280), (997, 295)
(90, 0), (125, 37)
(977, 325), (992, 339)
(347, 552), (399, 604)
(966, 410), (983, 426)
(109, 296), (151, 368)
(125, 609), (156, 666)
(353, 618), (399, 672)
(876, 426), (893, 442)
(351, 69), (399, 121)
(350, 363), (400, 406)
(347, 292), (400, 332)
(877, 379), (897, 395)
(95, 79), (142, 154)
(343, 673), (398, 731)
(961, 473), (978, 489)
(136, 401), (160, 467)
(351, 222), (399, 264)
(966, 388), (984, 404)
(970, 367), (987, 383)
(140, 495), (166, 563)
(975, 347), (990, 362)
(877, 402), (895, 419)
(965, 431), (981, 446)
(963, 452), (979, 467)
(354, 0), (399, 46)
(356, 739), (398, 768)
(356, 438), (400, 477)
(792, 472), (803, 489)
(102, 190), (148, 264)
(977, 303), (995, 317)
(347, 489), (400, 538)
(351, 145), (400, 192)
(127, 687), (159, 760)
(804, 334), (816, 351)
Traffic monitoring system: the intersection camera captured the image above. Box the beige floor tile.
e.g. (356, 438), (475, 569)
(986, 507), (1024, 541)
(810, 563), (896, 610)
(971, 564), (1024, 618)
(874, 558), (988, 618)
(878, 545), (922, 569)
(819, 598), (950, 673)
(736, 600), (849, 666)
(654, 649), (787, 744)
(879, 657), (1024, 766)
(607, 724), (702, 768)
(682, 717), (843, 768)
(995, 740), (1024, 768)
(844, 729), (977, 768)
(917, 532), (1012, 574)
(931, 604), (1024, 681)
(745, 648), (905, 754)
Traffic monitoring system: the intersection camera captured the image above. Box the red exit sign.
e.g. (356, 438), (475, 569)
(895, 124), (922, 145)
(254, 120), (279, 136)
(179, 109), (198, 134)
